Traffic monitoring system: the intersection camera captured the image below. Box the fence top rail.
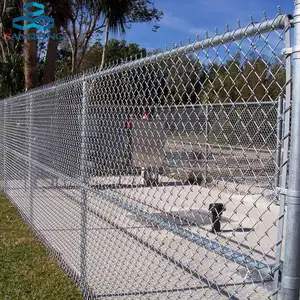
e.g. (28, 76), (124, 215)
(0, 13), (292, 102)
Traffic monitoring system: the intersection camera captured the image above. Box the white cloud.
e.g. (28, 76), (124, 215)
(160, 12), (205, 36)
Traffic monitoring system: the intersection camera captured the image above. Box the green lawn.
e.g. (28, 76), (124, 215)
(0, 194), (83, 300)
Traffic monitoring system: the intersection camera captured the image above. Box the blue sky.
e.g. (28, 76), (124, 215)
(112, 0), (293, 52)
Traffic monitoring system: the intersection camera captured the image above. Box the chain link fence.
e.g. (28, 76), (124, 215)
(0, 10), (293, 300)
(155, 102), (280, 190)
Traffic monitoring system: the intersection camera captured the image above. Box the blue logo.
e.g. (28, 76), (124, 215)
(13, 2), (54, 31)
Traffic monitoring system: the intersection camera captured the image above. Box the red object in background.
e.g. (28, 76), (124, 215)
(125, 121), (132, 128)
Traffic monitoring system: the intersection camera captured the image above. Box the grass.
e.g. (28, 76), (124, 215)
(0, 194), (83, 300)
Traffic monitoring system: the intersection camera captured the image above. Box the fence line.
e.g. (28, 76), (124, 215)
(0, 10), (294, 300)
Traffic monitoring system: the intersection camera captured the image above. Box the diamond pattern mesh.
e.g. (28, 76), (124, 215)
(0, 11), (292, 300)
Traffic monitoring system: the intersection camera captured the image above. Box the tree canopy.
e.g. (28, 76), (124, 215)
(0, 0), (286, 105)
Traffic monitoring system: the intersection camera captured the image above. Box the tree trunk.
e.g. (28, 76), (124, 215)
(100, 18), (109, 70)
(0, 40), (7, 62)
(43, 24), (59, 85)
(71, 50), (77, 74)
(24, 0), (37, 91)
(24, 38), (37, 90)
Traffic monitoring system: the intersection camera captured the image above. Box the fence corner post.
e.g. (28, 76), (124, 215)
(280, 3), (300, 299)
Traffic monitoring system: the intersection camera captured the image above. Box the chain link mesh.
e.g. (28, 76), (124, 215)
(0, 11), (292, 300)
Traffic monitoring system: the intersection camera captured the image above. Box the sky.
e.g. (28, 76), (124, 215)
(112, 0), (294, 53)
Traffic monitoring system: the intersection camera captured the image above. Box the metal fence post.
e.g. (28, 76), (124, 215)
(275, 96), (283, 190)
(204, 103), (209, 184)
(80, 76), (88, 295)
(280, 3), (300, 299)
(28, 95), (34, 223)
(273, 17), (293, 300)
(3, 99), (6, 193)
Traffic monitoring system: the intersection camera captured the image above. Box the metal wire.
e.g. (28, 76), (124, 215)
(0, 11), (292, 300)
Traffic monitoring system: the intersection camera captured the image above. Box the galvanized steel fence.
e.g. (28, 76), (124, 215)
(0, 7), (298, 300)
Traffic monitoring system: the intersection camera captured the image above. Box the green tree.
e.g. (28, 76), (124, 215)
(81, 39), (146, 71)
(0, 0), (22, 59)
(21, 0), (162, 90)
(64, 0), (162, 75)
(54, 44), (72, 79)
(268, 56), (286, 101)
(242, 53), (271, 101)
(202, 53), (245, 103)
(0, 53), (24, 98)
(160, 52), (206, 105)
(0, 0), (24, 97)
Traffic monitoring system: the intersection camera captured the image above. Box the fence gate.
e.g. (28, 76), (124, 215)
(0, 8), (296, 300)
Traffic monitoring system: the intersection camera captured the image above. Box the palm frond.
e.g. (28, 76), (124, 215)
(47, 0), (73, 27)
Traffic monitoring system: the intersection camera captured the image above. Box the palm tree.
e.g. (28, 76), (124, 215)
(25, 0), (136, 87)
(99, 0), (133, 69)
(43, 0), (72, 85)
(22, 0), (72, 88)
(42, 0), (133, 83)
(23, 0), (38, 91)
